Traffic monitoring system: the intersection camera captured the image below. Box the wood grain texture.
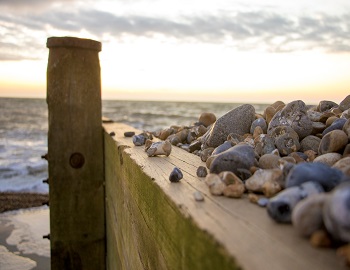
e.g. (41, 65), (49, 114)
(47, 37), (105, 270)
(104, 122), (345, 270)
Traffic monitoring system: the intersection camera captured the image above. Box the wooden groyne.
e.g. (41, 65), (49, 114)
(46, 37), (346, 270)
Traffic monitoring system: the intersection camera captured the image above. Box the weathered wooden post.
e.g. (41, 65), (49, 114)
(46, 37), (105, 270)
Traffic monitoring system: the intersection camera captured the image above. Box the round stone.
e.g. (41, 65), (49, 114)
(318, 129), (348, 154)
(198, 112), (216, 127)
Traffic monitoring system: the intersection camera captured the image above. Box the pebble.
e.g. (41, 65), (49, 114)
(248, 193), (259, 203)
(198, 112), (216, 127)
(317, 100), (338, 112)
(169, 167), (183, 182)
(146, 141), (172, 157)
(133, 134), (147, 146)
(196, 166), (208, 177)
(250, 118), (267, 134)
(313, 153), (342, 166)
(323, 182), (350, 243)
(245, 169), (283, 195)
(200, 147), (214, 162)
(201, 104), (255, 148)
(339, 95), (350, 112)
(109, 131), (116, 136)
(269, 126), (300, 156)
(310, 230), (332, 248)
(300, 135), (321, 153)
(223, 182), (245, 198)
(291, 193), (329, 237)
(267, 181), (324, 223)
(286, 162), (345, 191)
(257, 197), (269, 207)
(205, 173), (226, 195)
(254, 134), (276, 156)
(209, 144), (256, 177)
(322, 118), (347, 136)
(124, 131), (135, 137)
(332, 157), (350, 176)
(318, 129), (348, 154)
(343, 119), (350, 139)
(193, 191), (205, 201)
(258, 153), (280, 169)
(211, 141), (232, 156)
(268, 100), (313, 140)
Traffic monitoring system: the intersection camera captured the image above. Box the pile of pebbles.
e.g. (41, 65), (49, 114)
(131, 95), (350, 266)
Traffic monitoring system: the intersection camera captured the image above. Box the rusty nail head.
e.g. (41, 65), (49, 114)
(69, 152), (85, 169)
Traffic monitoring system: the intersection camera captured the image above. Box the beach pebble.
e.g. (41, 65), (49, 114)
(188, 140), (202, 153)
(322, 118), (347, 136)
(133, 134), (148, 146)
(323, 182), (350, 243)
(300, 135), (321, 153)
(124, 131), (135, 137)
(205, 173), (226, 195)
(201, 104), (255, 148)
(341, 109), (350, 119)
(313, 153), (342, 166)
(317, 100), (338, 112)
(209, 144), (256, 177)
(258, 153), (280, 169)
(292, 193), (329, 237)
(169, 167), (183, 182)
(254, 134), (276, 156)
(257, 197), (269, 207)
(146, 141), (172, 157)
(310, 230), (332, 248)
(200, 147), (214, 162)
(248, 193), (259, 203)
(223, 182), (245, 198)
(198, 112), (216, 127)
(245, 169), (283, 194)
(211, 141), (232, 156)
(339, 95), (350, 112)
(286, 162), (345, 191)
(267, 181), (324, 223)
(269, 126), (300, 156)
(268, 100), (313, 140)
(250, 118), (267, 134)
(318, 129), (348, 154)
(196, 166), (208, 177)
(193, 191), (205, 202)
(332, 157), (350, 176)
(311, 121), (326, 135)
(343, 119), (350, 139)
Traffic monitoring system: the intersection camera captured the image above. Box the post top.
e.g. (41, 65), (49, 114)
(47, 36), (102, 51)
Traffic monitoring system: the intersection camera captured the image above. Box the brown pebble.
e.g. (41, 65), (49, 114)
(337, 244), (350, 267)
(196, 166), (208, 177)
(124, 131), (135, 137)
(310, 230), (332, 248)
(248, 193), (259, 204)
(198, 112), (216, 127)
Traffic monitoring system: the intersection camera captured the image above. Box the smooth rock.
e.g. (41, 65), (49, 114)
(318, 129), (348, 154)
(250, 118), (267, 134)
(146, 141), (172, 157)
(193, 191), (205, 202)
(267, 181), (324, 223)
(286, 162), (345, 191)
(322, 118), (347, 136)
(211, 141), (232, 156)
(209, 144), (256, 177)
(199, 112), (216, 127)
(133, 134), (147, 146)
(201, 104), (255, 148)
(259, 153), (280, 169)
(326, 116), (338, 127)
(343, 119), (350, 139)
(332, 157), (350, 176)
(188, 140), (202, 153)
(268, 100), (313, 139)
(196, 166), (208, 177)
(205, 173), (226, 195)
(169, 167), (183, 182)
(270, 126), (300, 156)
(339, 95), (350, 112)
(245, 169), (283, 194)
(317, 100), (338, 112)
(223, 182), (245, 198)
(323, 182), (350, 242)
(311, 121), (326, 135)
(300, 135), (321, 153)
(292, 193), (329, 237)
(124, 131), (135, 137)
(313, 153), (342, 166)
(200, 147), (214, 162)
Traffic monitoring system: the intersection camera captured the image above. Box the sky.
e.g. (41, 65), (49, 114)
(0, 0), (350, 104)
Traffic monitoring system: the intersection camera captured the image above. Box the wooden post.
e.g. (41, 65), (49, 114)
(46, 37), (105, 270)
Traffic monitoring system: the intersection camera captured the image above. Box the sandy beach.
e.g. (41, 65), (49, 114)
(0, 193), (50, 270)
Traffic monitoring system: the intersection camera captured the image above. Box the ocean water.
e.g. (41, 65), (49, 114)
(0, 97), (267, 193)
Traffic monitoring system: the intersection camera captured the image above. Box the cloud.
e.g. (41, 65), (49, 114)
(0, 2), (349, 61)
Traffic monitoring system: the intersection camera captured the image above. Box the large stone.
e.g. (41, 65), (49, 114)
(285, 162), (345, 191)
(268, 100), (313, 139)
(209, 144), (256, 177)
(318, 129), (348, 154)
(201, 104), (255, 148)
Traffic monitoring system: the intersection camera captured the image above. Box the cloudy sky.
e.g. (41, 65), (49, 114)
(0, 0), (349, 103)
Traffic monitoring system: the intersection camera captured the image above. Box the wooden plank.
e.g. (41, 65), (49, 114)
(47, 37), (105, 270)
(104, 122), (346, 270)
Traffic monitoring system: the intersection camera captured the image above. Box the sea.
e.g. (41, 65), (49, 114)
(0, 97), (268, 194)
